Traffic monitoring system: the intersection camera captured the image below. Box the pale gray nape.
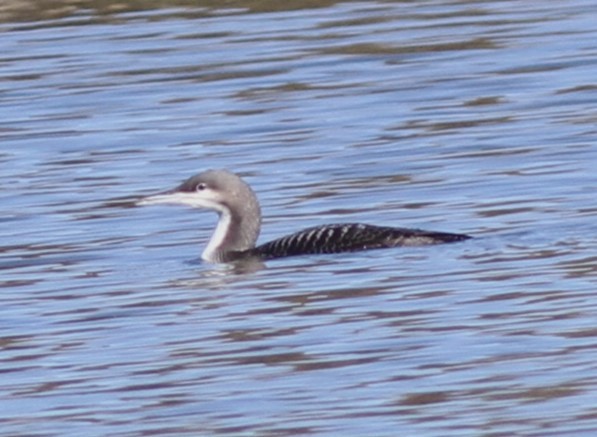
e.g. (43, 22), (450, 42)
(194, 170), (262, 262)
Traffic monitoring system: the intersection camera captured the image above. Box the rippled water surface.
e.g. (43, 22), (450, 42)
(2, 1), (597, 435)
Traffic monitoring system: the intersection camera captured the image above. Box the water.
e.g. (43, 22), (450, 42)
(1, 1), (597, 435)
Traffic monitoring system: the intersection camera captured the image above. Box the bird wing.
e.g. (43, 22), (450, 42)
(253, 223), (468, 259)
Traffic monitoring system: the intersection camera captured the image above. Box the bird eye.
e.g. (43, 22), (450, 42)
(196, 183), (207, 192)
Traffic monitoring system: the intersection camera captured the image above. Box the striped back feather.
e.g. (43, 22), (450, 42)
(251, 223), (469, 259)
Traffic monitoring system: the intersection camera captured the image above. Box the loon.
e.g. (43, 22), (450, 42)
(139, 169), (470, 263)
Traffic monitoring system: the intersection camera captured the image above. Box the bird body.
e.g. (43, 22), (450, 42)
(252, 223), (468, 260)
(139, 169), (470, 263)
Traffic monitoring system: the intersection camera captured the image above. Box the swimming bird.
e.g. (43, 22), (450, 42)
(139, 169), (470, 263)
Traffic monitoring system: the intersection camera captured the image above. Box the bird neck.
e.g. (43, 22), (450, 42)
(202, 195), (261, 262)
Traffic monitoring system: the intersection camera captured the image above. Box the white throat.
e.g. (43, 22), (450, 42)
(202, 209), (231, 262)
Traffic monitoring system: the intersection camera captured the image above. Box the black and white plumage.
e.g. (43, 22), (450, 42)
(139, 169), (470, 263)
(252, 223), (468, 259)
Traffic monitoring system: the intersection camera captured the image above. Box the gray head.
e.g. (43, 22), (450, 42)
(140, 169), (262, 261)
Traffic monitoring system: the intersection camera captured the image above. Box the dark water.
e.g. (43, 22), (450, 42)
(1, 1), (597, 435)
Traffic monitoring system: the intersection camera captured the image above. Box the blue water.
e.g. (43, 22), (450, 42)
(1, 1), (597, 436)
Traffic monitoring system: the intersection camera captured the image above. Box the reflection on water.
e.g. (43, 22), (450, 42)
(0, 0), (339, 24)
(1, 1), (597, 436)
